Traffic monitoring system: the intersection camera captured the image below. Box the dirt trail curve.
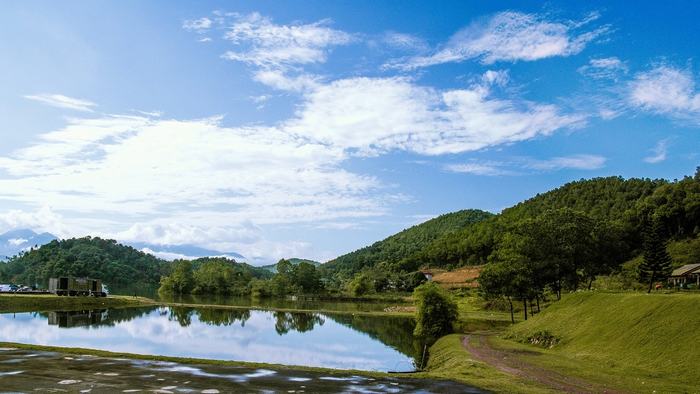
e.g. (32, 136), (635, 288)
(461, 335), (627, 394)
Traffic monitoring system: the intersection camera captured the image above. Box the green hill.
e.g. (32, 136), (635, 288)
(324, 209), (494, 278)
(506, 292), (700, 392)
(0, 237), (167, 290)
(324, 170), (699, 283)
(261, 258), (320, 273)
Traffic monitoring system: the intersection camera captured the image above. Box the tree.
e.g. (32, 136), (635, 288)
(292, 262), (322, 293)
(159, 259), (194, 294)
(413, 282), (457, 340)
(480, 241), (536, 322)
(348, 271), (373, 296)
(639, 219), (673, 293)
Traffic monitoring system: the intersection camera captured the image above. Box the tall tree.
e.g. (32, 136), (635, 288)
(639, 219), (673, 293)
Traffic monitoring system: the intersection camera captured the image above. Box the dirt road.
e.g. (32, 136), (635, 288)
(461, 335), (626, 394)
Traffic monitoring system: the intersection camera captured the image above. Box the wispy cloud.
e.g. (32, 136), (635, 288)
(24, 93), (97, 112)
(381, 31), (429, 52)
(221, 13), (354, 68)
(183, 17), (213, 33)
(644, 139), (671, 163)
(526, 154), (606, 171)
(578, 57), (628, 80)
(629, 65), (700, 123)
(445, 154), (606, 176)
(199, 12), (355, 92)
(389, 11), (608, 70)
(444, 162), (515, 176)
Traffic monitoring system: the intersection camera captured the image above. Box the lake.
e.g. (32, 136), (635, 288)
(0, 307), (421, 372)
(155, 293), (409, 313)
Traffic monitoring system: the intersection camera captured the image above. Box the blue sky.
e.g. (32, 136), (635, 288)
(0, 1), (698, 264)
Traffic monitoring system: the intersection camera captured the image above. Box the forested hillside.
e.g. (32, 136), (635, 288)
(325, 170), (700, 288)
(261, 258), (320, 273)
(323, 209), (494, 278)
(0, 237), (168, 289)
(0, 238), (273, 295)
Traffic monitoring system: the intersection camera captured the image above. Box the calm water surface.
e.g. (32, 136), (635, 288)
(0, 307), (421, 372)
(156, 293), (408, 313)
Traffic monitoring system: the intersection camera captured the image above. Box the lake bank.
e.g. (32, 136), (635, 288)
(0, 293), (156, 312)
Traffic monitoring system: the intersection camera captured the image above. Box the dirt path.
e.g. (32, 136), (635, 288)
(461, 335), (626, 394)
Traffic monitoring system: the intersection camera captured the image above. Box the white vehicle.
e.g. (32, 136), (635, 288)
(0, 284), (12, 292)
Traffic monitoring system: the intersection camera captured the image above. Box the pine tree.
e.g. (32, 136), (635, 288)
(639, 219), (673, 293)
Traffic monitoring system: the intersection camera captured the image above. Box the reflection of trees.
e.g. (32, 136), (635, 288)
(274, 312), (324, 335)
(196, 308), (250, 327)
(167, 307), (251, 327)
(327, 314), (423, 364)
(43, 307), (157, 328)
(168, 307), (193, 327)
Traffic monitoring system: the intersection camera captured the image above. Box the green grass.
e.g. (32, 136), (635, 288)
(453, 293), (518, 332)
(505, 291), (700, 393)
(0, 294), (155, 312)
(417, 334), (552, 393)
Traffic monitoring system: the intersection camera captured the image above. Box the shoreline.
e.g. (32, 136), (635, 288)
(0, 341), (419, 379)
(0, 293), (415, 317)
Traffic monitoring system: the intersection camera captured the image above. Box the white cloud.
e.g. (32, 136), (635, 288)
(644, 139), (670, 164)
(526, 154), (606, 170)
(286, 75), (583, 155)
(444, 162), (514, 176)
(578, 57), (628, 79)
(221, 13), (353, 68)
(199, 12), (353, 92)
(392, 11), (607, 69)
(629, 65), (700, 122)
(24, 93), (97, 112)
(445, 154), (605, 176)
(382, 32), (428, 52)
(183, 17), (213, 33)
(0, 206), (68, 237)
(0, 114), (385, 262)
(252, 69), (320, 92)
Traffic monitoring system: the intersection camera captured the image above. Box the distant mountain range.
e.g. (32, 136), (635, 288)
(260, 258), (321, 273)
(128, 242), (246, 261)
(0, 229), (58, 260)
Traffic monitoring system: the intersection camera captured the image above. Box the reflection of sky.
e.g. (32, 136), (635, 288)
(0, 310), (415, 372)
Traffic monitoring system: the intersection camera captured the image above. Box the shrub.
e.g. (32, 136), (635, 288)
(413, 282), (458, 340)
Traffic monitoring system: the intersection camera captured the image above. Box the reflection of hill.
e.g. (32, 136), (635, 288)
(325, 313), (422, 362)
(43, 307), (156, 328)
(166, 307), (251, 327)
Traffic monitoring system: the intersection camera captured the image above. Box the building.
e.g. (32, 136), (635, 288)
(669, 264), (700, 287)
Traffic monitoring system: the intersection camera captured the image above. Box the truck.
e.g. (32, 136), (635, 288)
(48, 277), (107, 297)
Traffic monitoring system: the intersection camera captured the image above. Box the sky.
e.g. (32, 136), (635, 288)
(0, 1), (698, 264)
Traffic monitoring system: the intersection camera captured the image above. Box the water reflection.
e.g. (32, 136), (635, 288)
(0, 307), (419, 372)
(274, 312), (324, 334)
(158, 293), (405, 313)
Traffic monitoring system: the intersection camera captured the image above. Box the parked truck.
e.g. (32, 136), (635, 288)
(48, 277), (107, 297)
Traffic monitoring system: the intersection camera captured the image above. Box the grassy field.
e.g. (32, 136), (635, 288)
(503, 291), (700, 393)
(0, 293), (155, 312)
(418, 334), (552, 393)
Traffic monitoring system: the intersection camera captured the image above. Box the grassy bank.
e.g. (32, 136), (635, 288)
(159, 300), (415, 317)
(502, 291), (700, 393)
(418, 334), (550, 393)
(0, 294), (155, 312)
